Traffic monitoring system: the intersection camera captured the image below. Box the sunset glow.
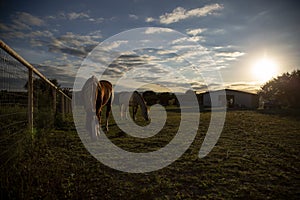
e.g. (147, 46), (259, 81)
(252, 57), (278, 83)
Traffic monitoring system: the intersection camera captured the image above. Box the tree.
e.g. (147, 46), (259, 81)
(158, 92), (173, 106)
(258, 70), (300, 108)
(24, 78), (60, 94)
(143, 90), (158, 106)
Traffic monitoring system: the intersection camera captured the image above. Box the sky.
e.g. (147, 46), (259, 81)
(1, 0), (299, 93)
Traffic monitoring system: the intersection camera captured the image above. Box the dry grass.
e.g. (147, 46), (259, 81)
(1, 109), (299, 199)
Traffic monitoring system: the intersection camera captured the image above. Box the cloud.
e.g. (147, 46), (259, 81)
(1, 28), (53, 40)
(48, 32), (103, 57)
(67, 12), (90, 20)
(13, 12), (45, 27)
(216, 51), (245, 57)
(171, 36), (206, 45)
(159, 7), (186, 24)
(29, 30), (53, 39)
(189, 83), (224, 92)
(225, 82), (260, 93)
(88, 17), (104, 23)
(207, 28), (226, 35)
(156, 49), (177, 56)
(186, 28), (207, 36)
(100, 40), (128, 51)
(129, 14), (139, 20)
(0, 16), (102, 58)
(46, 11), (104, 23)
(87, 53), (149, 81)
(67, 12), (104, 23)
(0, 12), (53, 42)
(212, 45), (237, 50)
(215, 51), (245, 60)
(0, 12), (45, 33)
(158, 4), (223, 24)
(145, 17), (155, 22)
(0, 23), (11, 31)
(36, 56), (81, 88)
(144, 27), (173, 34)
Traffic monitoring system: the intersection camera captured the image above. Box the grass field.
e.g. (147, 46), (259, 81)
(1, 109), (299, 199)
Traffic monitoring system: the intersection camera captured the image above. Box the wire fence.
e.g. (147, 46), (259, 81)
(30, 72), (72, 130)
(0, 40), (72, 163)
(0, 47), (28, 134)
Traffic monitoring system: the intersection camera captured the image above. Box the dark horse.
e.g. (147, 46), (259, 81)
(81, 76), (113, 139)
(119, 91), (149, 121)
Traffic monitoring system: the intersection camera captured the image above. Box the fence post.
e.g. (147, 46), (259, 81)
(61, 94), (65, 120)
(68, 100), (71, 114)
(52, 88), (57, 114)
(28, 68), (33, 133)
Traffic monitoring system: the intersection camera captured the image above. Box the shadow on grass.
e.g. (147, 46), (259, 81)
(257, 108), (300, 119)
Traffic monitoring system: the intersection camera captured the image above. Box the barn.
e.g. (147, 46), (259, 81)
(201, 89), (259, 109)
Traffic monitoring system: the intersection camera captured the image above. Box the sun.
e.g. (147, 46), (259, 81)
(252, 57), (278, 83)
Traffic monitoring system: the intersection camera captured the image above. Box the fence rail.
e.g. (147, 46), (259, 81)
(0, 40), (72, 133)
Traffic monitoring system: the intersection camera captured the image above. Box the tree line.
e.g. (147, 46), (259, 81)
(258, 69), (300, 109)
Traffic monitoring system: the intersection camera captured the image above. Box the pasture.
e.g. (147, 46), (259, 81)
(1, 110), (299, 199)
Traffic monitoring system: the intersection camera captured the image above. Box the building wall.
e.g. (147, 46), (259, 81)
(203, 90), (227, 107)
(226, 90), (257, 108)
(202, 90), (259, 109)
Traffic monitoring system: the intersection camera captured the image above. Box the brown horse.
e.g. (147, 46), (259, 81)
(96, 80), (113, 132)
(81, 76), (113, 139)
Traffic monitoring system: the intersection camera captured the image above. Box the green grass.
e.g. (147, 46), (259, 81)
(1, 109), (299, 199)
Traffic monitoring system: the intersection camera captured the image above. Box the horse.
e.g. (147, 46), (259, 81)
(81, 76), (113, 139)
(96, 80), (113, 132)
(118, 91), (149, 121)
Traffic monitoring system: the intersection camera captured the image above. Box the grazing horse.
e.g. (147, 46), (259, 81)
(81, 76), (113, 140)
(96, 80), (113, 132)
(119, 91), (149, 121)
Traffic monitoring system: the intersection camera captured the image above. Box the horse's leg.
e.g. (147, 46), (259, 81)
(105, 99), (112, 132)
(132, 106), (137, 121)
(120, 104), (124, 120)
(125, 105), (129, 120)
(97, 109), (102, 126)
